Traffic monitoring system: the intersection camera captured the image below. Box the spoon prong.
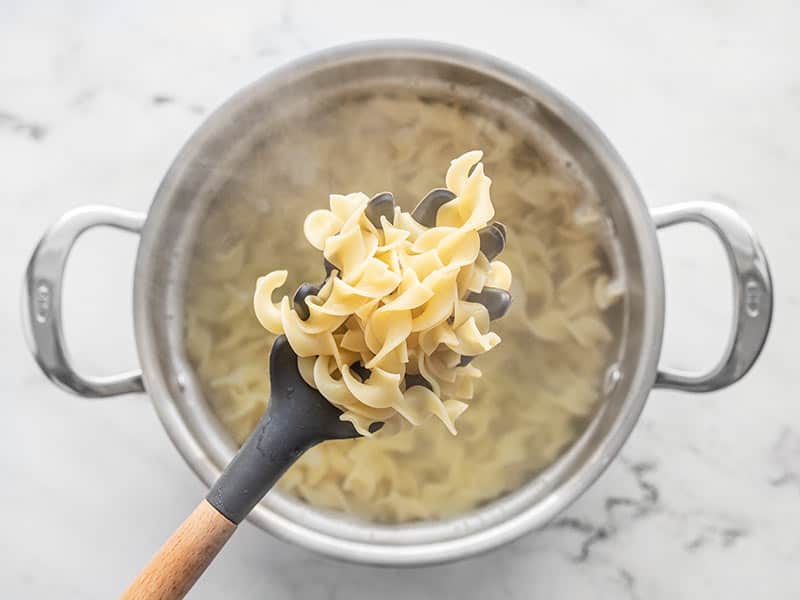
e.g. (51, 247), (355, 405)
(466, 287), (512, 321)
(411, 188), (456, 227)
(478, 222), (506, 261)
(365, 192), (396, 229)
(293, 282), (321, 321)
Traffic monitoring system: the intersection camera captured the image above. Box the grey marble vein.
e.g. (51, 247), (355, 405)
(0, 111), (47, 140)
(769, 428), (800, 490)
(547, 459), (661, 562)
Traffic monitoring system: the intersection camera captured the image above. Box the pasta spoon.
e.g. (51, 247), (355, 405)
(121, 335), (372, 600)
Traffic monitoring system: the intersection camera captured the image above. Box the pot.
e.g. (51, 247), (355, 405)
(23, 41), (773, 566)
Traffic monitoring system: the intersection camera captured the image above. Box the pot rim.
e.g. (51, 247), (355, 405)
(133, 39), (664, 566)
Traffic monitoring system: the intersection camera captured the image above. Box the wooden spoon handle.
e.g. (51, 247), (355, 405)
(120, 499), (236, 600)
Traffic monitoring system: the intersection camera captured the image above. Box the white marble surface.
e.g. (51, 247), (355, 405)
(2, 0), (799, 597)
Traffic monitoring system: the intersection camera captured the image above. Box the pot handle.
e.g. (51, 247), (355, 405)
(23, 205), (147, 397)
(652, 201), (773, 392)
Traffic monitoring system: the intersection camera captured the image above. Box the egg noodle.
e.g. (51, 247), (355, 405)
(253, 151), (508, 437)
(184, 95), (622, 522)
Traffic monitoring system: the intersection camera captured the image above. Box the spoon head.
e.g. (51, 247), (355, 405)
(269, 335), (366, 441)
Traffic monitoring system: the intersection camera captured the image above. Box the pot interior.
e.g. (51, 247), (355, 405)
(135, 43), (661, 560)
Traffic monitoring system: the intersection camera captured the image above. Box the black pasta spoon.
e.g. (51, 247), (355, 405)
(121, 335), (370, 600)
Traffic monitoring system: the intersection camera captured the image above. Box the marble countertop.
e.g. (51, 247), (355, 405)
(2, 1), (798, 598)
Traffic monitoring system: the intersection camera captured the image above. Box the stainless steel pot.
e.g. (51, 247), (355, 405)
(23, 41), (773, 566)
